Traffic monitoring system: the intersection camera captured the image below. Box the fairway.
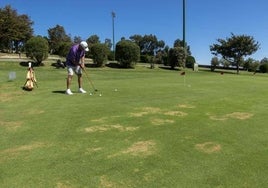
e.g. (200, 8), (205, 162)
(0, 60), (267, 187)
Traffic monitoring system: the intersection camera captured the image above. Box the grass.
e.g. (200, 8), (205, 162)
(0, 59), (267, 187)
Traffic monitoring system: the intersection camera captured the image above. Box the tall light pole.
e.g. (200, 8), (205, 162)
(111, 11), (116, 61)
(182, 0), (186, 50)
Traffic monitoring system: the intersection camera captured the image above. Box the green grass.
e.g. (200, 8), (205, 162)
(0, 60), (267, 188)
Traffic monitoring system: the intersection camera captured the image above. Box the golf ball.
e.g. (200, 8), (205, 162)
(99, 94), (102, 97)
(114, 88), (118, 92)
(89, 93), (92, 95)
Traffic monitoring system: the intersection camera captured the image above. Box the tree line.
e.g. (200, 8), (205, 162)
(1, 5), (268, 73)
(0, 5), (194, 69)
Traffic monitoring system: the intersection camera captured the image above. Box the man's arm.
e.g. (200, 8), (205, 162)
(79, 54), (85, 69)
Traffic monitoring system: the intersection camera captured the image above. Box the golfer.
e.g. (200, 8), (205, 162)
(65, 41), (89, 95)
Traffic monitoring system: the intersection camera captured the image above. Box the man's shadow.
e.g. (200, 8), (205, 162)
(52, 90), (66, 94)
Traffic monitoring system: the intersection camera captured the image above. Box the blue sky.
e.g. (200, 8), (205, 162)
(1, 0), (268, 65)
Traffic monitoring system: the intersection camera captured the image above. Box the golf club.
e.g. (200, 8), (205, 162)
(81, 66), (98, 92)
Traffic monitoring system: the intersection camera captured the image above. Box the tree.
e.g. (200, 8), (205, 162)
(243, 58), (259, 72)
(86, 35), (100, 46)
(211, 57), (219, 71)
(25, 36), (49, 66)
(86, 34), (101, 57)
(185, 56), (196, 69)
(174, 39), (191, 55)
(57, 41), (72, 57)
(219, 58), (231, 68)
(168, 47), (187, 69)
(115, 40), (140, 68)
(47, 24), (71, 54)
(91, 43), (110, 67)
(210, 33), (260, 74)
(105, 38), (112, 49)
(73, 36), (82, 44)
(129, 34), (165, 56)
(129, 34), (143, 49)
(259, 57), (268, 73)
(243, 58), (255, 71)
(0, 5), (33, 52)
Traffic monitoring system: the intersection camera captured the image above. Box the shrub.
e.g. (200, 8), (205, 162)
(25, 36), (49, 66)
(259, 63), (268, 73)
(186, 55), (196, 68)
(211, 57), (219, 71)
(115, 40), (140, 68)
(91, 43), (110, 67)
(57, 41), (72, 58)
(140, 55), (151, 63)
(168, 47), (186, 69)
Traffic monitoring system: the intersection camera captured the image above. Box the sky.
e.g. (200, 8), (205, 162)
(1, 0), (268, 65)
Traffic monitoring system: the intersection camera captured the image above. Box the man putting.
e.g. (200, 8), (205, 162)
(65, 41), (89, 95)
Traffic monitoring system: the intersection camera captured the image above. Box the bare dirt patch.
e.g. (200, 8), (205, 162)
(122, 140), (156, 156)
(1, 142), (46, 155)
(91, 117), (108, 123)
(0, 93), (16, 102)
(85, 124), (139, 133)
(151, 118), (174, 125)
(108, 140), (156, 158)
(0, 142), (49, 163)
(0, 121), (23, 131)
(226, 112), (253, 120)
(129, 107), (161, 117)
(56, 181), (73, 188)
(209, 115), (228, 121)
(178, 104), (196, 108)
(164, 111), (188, 117)
(209, 112), (253, 121)
(99, 176), (119, 188)
(0, 89), (23, 102)
(195, 142), (221, 154)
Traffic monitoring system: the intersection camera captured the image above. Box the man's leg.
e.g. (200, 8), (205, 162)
(78, 74), (86, 93)
(66, 67), (74, 95)
(67, 75), (73, 89)
(78, 74), (82, 89)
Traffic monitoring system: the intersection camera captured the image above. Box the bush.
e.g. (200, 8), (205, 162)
(25, 36), (49, 66)
(168, 47), (186, 69)
(186, 55), (196, 68)
(211, 57), (219, 71)
(91, 43), (110, 67)
(259, 63), (268, 73)
(115, 40), (140, 68)
(57, 41), (72, 58)
(140, 55), (151, 63)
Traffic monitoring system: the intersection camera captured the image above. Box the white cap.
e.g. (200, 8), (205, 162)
(80, 41), (89, 51)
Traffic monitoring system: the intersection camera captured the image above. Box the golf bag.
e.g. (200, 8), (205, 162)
(23, 63), (37, 91)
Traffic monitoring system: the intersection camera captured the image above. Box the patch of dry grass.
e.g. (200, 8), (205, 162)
(208, 112), (253, 121)
(0, 120), (23, 131)
(195, 142), (221, 154)
(151, 118), (174, 125)
(85, 124), (139, 133)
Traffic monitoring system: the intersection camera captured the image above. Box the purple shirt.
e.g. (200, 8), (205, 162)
(66, 44), (85, 66)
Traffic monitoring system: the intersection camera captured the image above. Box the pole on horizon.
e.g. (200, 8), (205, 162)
(182, 0), (186, 50)
(111, 11), (116, 61)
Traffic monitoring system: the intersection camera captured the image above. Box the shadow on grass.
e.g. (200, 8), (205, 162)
(19, 61), (44, 67)
(201, 69), (238, 75)
(52, 90), (66, 94)
(158, 66), (181, 71)
(85, 63), (100, 68)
